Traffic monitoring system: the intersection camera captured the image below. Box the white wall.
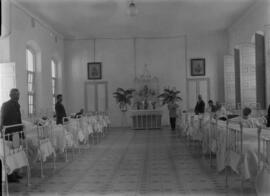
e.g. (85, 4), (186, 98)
(135, 38), (186, 124)
(2, 0), (265, 124)
(63, 39), (92, 113)
(64, 37), (186, 126)
(95, 39), (135, 126)
(0, 39), (10, 62)
(187, 31), (228, 102)
(228, 1), (270, 52)
(228, 0), (270, 106)
(9, 4), (64, 115)
(64, 33), (227, 127)
(1, 2), (228, 125)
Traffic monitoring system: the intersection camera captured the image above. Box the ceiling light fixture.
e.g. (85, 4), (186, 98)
(128, 0), (138, 17)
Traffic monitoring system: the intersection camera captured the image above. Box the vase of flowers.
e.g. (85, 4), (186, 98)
(151, 102), (156, 110)
(135, 101), (142, 110)
(113, 88), (135, 112)
(143, 99), (148, 110)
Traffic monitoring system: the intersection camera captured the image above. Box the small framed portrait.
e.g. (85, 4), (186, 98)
(191, 58), (205, 76)
(87, 62), (102, 80)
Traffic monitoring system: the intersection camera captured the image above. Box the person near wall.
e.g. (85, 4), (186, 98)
(55, 94), (67, 124)
(194, 94), (205, 115)
(207, 100), (216, 113)
(241, 107), (261, 128)
(75, 108), (84, 118)
(168, 100), (179, 131)
(266, 104), (270, 127)
(0, 88), (24, 182)
(214, 102), (228, 121)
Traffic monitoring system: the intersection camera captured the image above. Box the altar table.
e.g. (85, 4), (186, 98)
(130, 110), (162, 130)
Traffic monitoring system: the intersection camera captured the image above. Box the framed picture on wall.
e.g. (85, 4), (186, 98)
(87, 62), (102, 80)
(191, 58), (205, 76)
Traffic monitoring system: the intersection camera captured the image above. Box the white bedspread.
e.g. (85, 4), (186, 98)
(0, 139), (29, 181)
(186, 113), (210, 142)
(214, 121), (270, 195)
(23, 121), (56, 159)
(191, 114), (270, 195)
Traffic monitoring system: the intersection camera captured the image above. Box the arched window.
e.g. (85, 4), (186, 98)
(51, 59), (57, 109)
(26, 48), (36, 116)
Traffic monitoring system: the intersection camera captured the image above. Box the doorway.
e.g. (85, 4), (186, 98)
(84, 81), (108, 112)
(186, 78), (210, 110)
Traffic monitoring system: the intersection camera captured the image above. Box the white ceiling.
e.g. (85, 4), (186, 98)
(15, 0), (256, 39)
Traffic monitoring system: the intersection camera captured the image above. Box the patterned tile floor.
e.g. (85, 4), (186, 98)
(8, 128), (257, 196)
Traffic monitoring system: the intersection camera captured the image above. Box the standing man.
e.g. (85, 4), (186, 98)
(1, 88), (23, 137)
(55, 94), (67, 124)
(1, 88), (23, 182)
(266, 104), (270, 127)
(207, 100), (216, 113)
(168, 100), (179, 131)
(194, 94), (205, 115)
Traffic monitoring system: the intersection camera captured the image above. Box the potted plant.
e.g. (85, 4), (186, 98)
(158, 87), (182, 105)
(113, 88), (135, 112)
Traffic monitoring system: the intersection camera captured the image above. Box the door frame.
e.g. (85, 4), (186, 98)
(84, 81), (108, 112)
(186, 78), (210, 110)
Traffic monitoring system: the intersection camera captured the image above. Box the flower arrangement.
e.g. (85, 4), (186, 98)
(134, 85), (158, 110)
(158, 87), (182, 105)
(138, 85), (156, 98)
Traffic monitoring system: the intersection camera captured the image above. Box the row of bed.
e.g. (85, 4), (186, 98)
(0, 112), (111, 196)
(183, 109), (270, 196)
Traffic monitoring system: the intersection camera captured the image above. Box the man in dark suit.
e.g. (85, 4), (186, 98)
(1, 89), (23, 134)
(194, 94), (205, 115)
(168, 100), (179, 131)
(1, 88), (23, 182)
(55, 94), (67, 124)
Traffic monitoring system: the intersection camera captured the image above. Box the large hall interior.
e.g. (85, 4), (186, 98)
(1, 0), (270, 195)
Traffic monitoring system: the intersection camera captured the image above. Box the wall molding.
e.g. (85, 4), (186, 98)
(11, 0), (64, 39)
(228, 0), (261, 31)
(64, 35), (187, 41)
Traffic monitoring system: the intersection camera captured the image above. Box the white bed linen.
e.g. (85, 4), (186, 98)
(215, 122), (270, 195)
(0, 139), (29, 181)
(23, 121), (56, 160)
(186, 113), (210, 142)
(256, 165), (270, 196)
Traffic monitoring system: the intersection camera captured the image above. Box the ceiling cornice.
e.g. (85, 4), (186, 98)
(63, 29), (227, 41)
(227, 0), (259, 31)
(10, 0), (64, 40)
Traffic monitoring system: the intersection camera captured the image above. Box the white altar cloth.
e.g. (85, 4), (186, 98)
(130, 110), (162, 129)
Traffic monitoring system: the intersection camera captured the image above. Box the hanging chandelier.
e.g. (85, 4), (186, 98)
(127, 0), (138, 17)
